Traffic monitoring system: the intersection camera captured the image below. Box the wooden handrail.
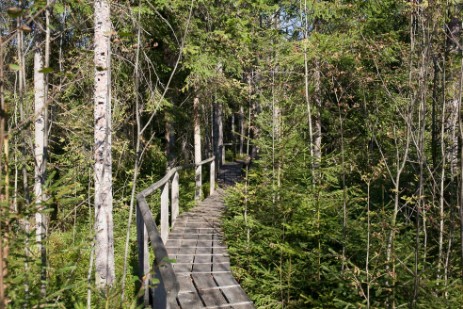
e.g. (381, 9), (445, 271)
(138, 167), (182, 198)
(136, 156), (216, 308)
(197, 157), (215, 165)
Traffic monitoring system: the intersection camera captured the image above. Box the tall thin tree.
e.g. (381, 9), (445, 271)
(94, 0), (115, 290)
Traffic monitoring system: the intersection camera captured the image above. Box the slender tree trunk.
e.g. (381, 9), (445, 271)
(301, 0), (314, 180)
(231, 112), (235, 158)
(384, 122), (411, 308)
(313, 59), (322, 169)
(165, 117), (175, 168)
(17, 13), (31, 303)
(34, 42), (47, 297)
(194, 97), (202, 201)
(213, 65), (224, 167)
(334, 86), (348, 272)
(251, 70), (260, 159)
(213, 100), (222, 169)
(239, 105), (245, 156)
(457, 55), (463, 281)
(0, 35), (7, 309)
(94, 0), (115, 290)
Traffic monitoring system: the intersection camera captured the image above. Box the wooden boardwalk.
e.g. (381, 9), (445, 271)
(166, 162), (254, 309)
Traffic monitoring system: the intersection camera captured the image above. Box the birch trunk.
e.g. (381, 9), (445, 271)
(194, 97), (202, 201)
(313, 59), (322, 169)
(301, 0), (314, 180)
(94, 0), (115, 289)
(33, 44), (47, 296)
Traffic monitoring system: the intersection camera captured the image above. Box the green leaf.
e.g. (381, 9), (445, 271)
(8, 64), (20, 71)
(53, 2), (65, 14)
(39, 67), (54, 74)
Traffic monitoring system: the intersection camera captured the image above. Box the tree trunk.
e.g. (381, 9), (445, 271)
(94, 0), (115, 290)
(194, 97), (202, 201)
(239, 105), (245, 156)
(213, 66), (224, 167)
(165, 116), (175, 168)
(0, 35), (7, 309)
(33, 43), (47, 297)
(313, 59), (322, 169)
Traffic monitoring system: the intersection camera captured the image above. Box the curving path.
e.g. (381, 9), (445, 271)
(165, 162), (254, 309)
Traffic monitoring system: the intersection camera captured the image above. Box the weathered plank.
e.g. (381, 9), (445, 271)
(162, 162), (253, 308)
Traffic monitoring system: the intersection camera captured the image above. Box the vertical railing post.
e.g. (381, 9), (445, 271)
(171, 171), (179, 225)
(161, 182), (170, 243)
(136, 201), (150, 306)
(210, 159), (215, 195)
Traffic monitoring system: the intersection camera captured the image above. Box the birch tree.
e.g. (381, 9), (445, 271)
(33, 42), (46, 297)
(94, 0), (115, 290)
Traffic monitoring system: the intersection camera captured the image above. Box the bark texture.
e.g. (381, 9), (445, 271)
(34, 47), (46, 246)
(94, 0), (115, 289)
(34, 45), (48, 297)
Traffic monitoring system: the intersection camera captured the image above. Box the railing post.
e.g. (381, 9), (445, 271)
(136, 202), (150, 306)
(161, 182), (170, 243)
(171, 172), (179, 225)
(210, 159), (215, 195)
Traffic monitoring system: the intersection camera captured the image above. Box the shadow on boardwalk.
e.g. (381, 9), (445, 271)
(166, 162), (254, 309)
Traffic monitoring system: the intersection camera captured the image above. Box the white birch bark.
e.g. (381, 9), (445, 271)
(313, 59), (322, 168)
(194, 97), (202, 201)
(94, 0), (115, 289)
(34, 46), (46, 253)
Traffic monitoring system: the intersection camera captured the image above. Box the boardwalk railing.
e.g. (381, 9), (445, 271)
(136, 156), (216, 308)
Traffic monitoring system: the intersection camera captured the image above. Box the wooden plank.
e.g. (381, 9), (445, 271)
(173, 263), (193, 273)
(207, 301), (254, 309)
(220, 286), (252, 304)
(196, 247), (214, 254)
(212, 255), (230, 264)
(168, 233), (200, 240)
(213, 273), (239, 287)
(198, 289), (228, 307)
(197, 240), (213, 247)
(210, 248), (228, 255)
(194, 255), (213, 263)
(191, 273), (217, 290)
(212, 263), (231, 272)
(174, 254), (195, 263)
(167, 247), (179, 256)
(192, 263), (213, 272)
(178, 247), (199, 255)
(167, 239), (181, 247)
(177, 291), (204, 308)
(177, 275), (196, 293)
